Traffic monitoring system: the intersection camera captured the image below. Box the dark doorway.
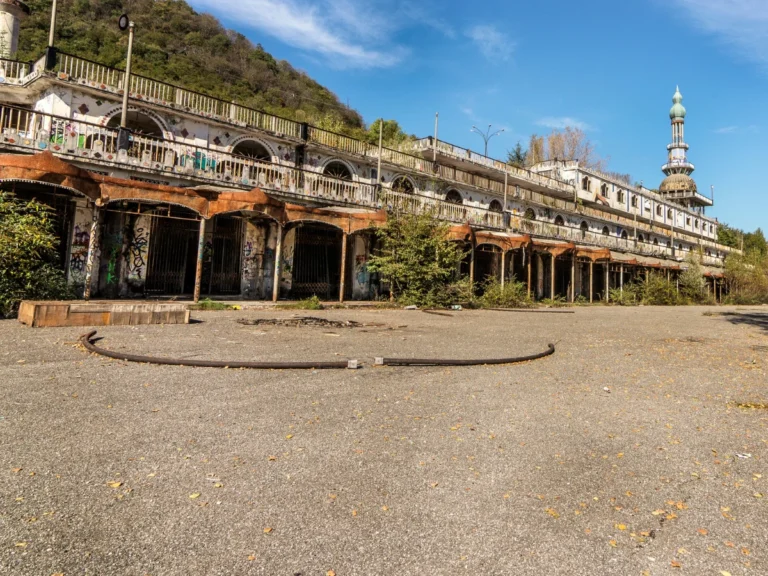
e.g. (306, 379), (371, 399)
(290, 224), (342, 300)
(145, 216), (200, 295)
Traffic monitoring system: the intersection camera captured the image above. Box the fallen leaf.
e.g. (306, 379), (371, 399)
(247, 555), (256, 561)
(327, 571), (336, 576)
(609, 539), (617, 548)
(107, 481), (122, 489)
(698, 528), (709, 535)
(285, 435), (293, 440)
(652, 509), (666, 516)
(351, 509), (358, 517)
(721, 572), (733, 576)
(615, 524), (627, 531)
(213, 483), (223, 488)
(15, 542), (27, 548)
(671, 560), (682, 568)
(189, 493), (201, 499)
(381, 505), (389, 511)
(12, 468), (22, 473)
(545, 508), (560, 519)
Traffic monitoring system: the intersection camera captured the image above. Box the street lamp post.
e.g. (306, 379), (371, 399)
(471, 124), (505, 157)
(117, 14), (135, 150)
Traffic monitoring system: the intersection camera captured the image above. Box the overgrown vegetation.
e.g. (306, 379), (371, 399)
(17, 0), (366, 130)
(724, 250), (768, 304)
(367, 211), (466, 308)
(0, 192), (74, 318)
(278, 295), (324, 310)
(477, 278), (533, 309)
(608, 257), (711, 306)
(192, 298), (237, 311)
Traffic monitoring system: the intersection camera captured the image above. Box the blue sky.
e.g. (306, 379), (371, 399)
(187, 0), (768, 232)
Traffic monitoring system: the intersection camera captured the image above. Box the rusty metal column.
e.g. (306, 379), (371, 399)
(550, 254), (555, 301)
(193, 218), (206, 304)
(500, 250), (506, 288)
(83, 206), (102, 301)
(589, 261), (594, 304)
(339, 232), (348, 303)
(272, 224), (283, 302)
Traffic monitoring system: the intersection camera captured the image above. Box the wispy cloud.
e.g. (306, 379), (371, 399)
(466, 25), (514, 61)
(666, 0), (768, 66)
(714, 124), (759, 134)
(189, 0), (452, 69)
(714, 126), (738, 134)
(536, 117), (595, 131)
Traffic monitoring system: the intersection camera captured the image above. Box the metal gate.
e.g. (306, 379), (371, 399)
(145, 217), (199, 295)
(291, 225), (342, 299)
(204, 217), (243, 295)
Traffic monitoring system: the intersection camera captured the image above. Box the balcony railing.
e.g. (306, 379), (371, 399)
(0, 58), (29, 85)
(381, 189), (505, 230)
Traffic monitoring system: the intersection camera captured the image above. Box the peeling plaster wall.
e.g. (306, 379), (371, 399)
(278, 227), (296, 295)
(350, 234), (373, 300)
(67, 200), (92, 295)
(122, 214), (151, 297)
(241, 220), (275, 299)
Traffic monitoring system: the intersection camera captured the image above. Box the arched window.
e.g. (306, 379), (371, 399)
(667, 209), (673, 219)
(523, 208), (536, 220)
(600, 183), (608, 197)
(656, 205), (662, 217)
(637, 234), (645, 243)
(232, 140), (271, 161)
(489, 199), (503, 212)
(324, 161), (352, 180)
(617, 190), (625, 203)
(392, 176), (414, 194)
(653, 238), (659, 245)
(581, 177), (591, 191)
(666, 239), (671, 248)
(580, 221), (589, 232)
(694, 219), (699, 229)
(445, 190), (463, 204)
(107, 111), (164, 138)
(631, 196), (638, 208)
(602, 226), (610, 236)
(554, 215), (565, 226)
(621, 230), (628, 240)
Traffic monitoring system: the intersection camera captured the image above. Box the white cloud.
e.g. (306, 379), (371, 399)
(714, 126), (738, 134)
(536, 117), (594, 131)
(189, 0), (452, 69)
(466, 25), (514, 61)
(666, 0), (768, 66)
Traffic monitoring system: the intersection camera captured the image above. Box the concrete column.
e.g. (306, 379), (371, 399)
(589, 261), (594, 304)
(193, 218), (207, 303)
(527, 253), (532, 298)
(550, 254), (556, 300)
(339, 232), (347, 302)
(570, 257), (575, 303)
(272, 224), (284, 302)
(500, 250), (506, 288)
(510, 250), (515, 280)
(604, 264), (609, 302)
(469, 245), (475, 285)
(83, 207), (102, 301)
(620, 263), (624, 295)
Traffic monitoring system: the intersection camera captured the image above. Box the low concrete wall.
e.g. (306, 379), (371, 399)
(18, 301), (190, 327)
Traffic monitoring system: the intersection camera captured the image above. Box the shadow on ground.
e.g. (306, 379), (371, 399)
(718, 310), (768, 334)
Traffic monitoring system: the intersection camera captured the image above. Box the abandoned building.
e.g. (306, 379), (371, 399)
(0, 2), (734, 303)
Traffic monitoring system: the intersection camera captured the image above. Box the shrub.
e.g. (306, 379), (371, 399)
(478, 279), (533, 308)
(0, 193), (74, 318)
(293, 295), (324, 310)
(679, 255), (707, 303)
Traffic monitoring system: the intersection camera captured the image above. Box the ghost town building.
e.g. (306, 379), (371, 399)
(0, 2), (733, 303)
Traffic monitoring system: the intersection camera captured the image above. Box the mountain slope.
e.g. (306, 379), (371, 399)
(16, 0), (363, 129)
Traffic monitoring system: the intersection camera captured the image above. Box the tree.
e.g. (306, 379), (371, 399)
(0, 193), (73, 318)
(678, 254), (707, 303)
(363, 119), (411, 148)
(507, 142), (527, 168)
(744, 228), (767, 257)
(717, 224), (741, 249)
(366, 211), (466, 307)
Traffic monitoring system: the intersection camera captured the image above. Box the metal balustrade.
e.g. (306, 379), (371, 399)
(0, 59), (29, 84)
(0, 103), (730, 265)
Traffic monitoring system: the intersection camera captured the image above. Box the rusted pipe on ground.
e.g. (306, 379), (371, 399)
(484, 308), (576, 314)
(374, 343), (556, 367)
(79, 331), (359, 370)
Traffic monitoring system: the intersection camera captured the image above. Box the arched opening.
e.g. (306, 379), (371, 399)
(600, 183), (608, 197)
(489, 199), (503, 212)
(282, 222), (344, 300)
(107, 111), (164, 138)
(602, 226), (610, 236)
(637, 234), (645, 243)
(323, 161), (353, 180)
(694, 219), (699, 229)
(580, 221), (589, 232)
(554, 215), (565, 227)
(523, 208), (536, 220)
(232, 140), (271, 161)
(667, 209), (673, 219)
(581, 177), (590, 191)
(474, 244), (502, 292)
(656, 205), (662, 216)
(621, 230), (628, 240)
(391, 176), (414, 194)
(445, 190), (463, 204)
(653, 238), (659, 246)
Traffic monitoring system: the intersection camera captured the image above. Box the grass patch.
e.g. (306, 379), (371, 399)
(191, 299), (238, 311)
(277, 295), (324, 310)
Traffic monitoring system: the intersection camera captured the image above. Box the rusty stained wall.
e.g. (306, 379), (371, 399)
(66, 199), (96, 296)
(241, 219), (279, 299)
(278, 228), (297, 295)
(349, 233), (381, 301)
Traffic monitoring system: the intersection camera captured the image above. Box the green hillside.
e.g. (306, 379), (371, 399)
(16, 0), (364, 130)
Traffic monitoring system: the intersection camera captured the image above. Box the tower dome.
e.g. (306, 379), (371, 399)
(669, 86), (686, 120)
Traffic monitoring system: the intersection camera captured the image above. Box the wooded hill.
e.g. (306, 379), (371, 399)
(16, 0), (364, 130)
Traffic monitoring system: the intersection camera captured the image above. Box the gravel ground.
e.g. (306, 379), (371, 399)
(1, 305), (767, 576)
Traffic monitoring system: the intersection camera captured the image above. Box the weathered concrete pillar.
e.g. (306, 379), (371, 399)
(510, 250), (515, 281)
(570, 257), (575, 303)
(527, 252), (532, 298)
(589, 261), (594, 304)
(604, 263), (609, 302)
(83, 207), (102, 301)
(339, 232), (347, 302)
(500, 250), (506, 288)
(469, 246), (475, 285)
(550, 254), (556, 301)
(272, 225), (283, 302)
(193, 218), (207, 304)
(620, 263), (624, 295)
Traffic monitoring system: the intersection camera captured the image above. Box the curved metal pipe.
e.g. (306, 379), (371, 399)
(79, 331), (358, 370)
(375, 343), (556, 367)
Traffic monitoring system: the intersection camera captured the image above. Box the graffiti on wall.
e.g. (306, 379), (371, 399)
(126, 225), (149, 282)
(68, 219), (91, 288)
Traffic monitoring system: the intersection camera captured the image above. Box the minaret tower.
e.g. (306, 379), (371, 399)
(0, 0), (30, 58)
(659, 86), (711, 211)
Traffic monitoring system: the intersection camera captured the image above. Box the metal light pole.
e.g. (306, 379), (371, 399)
(44, 0), (59, 69)
(48, 0), (57, 47)
(471, 124), (505, 157)
(117, 15), (135, 150)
